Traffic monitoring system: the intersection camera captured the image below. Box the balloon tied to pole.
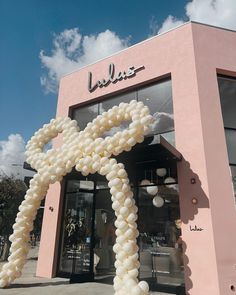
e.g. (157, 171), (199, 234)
(0, 100), (153, 295)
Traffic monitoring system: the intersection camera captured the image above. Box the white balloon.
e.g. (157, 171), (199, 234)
(153, 196), (164, 208)
(115, 192), (125, 201)
(131, 285), (143, 295)
(123, 242), (135, 253)
(127, 213), (137, 223)
(164, 176), (175, 184)
(128, 268), (139, 278)
(0, 101), (152, 293)
(146, 184), (158, 195)
(113, 243), (122, 253)
(140, 179), (150, 186)
(123, 258), (135, 270)
(138, 281), (149, 293)
(126, 278), (137, 288)
(120, 207), (129, 217)
(164, 177), (176, 189)
(117, 251), (128, 261)
(124, 198), (132, 207)
(156, 168), (167, 177)
(116, 266), (126, 277)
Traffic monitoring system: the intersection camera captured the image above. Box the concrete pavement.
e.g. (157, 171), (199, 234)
(0, 246), (172, 295)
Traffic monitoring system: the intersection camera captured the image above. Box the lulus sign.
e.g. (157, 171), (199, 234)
(88, 63), (145, 92)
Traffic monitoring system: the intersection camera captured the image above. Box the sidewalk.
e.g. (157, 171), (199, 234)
(0, 246), (171, 295)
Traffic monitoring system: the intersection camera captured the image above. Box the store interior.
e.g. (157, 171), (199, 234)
(57, 134), (185, 293)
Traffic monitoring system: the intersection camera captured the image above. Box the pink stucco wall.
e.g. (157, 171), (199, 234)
(190, 24), (236, 294)
(36, 22), (236, 295)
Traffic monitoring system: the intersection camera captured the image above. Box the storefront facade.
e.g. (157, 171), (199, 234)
(36, 22), (236, 295)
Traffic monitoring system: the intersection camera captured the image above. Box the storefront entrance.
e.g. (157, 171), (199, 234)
(57, 135), (185, 294)
(57, 179), (96, 282)
(137, 179), (185, 294)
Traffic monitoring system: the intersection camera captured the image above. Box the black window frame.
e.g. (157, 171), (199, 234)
(217, 74), (236, 166)
(70, 77), (174, 141)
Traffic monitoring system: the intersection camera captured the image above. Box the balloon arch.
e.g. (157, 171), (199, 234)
(0, 100), (153, 295)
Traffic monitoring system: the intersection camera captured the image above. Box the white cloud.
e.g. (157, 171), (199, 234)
(149, 16), (160, 37)
(40, 28), (129, 93)
(0, 134), (32, 180)
(158, 16), (185, 34)
(158, 0), (236, 34)
(151, 112), (174, 134)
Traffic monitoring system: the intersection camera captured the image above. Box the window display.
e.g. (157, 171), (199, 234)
(72, 79), (175, 145)
(58, 180), (94, 275)
(58, 160), (185, 293)
(218, 76), (236, 203)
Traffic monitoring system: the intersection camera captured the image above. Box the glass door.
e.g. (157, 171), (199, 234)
(58, 179), (95, 282)
(137, 166), (185, 294)
(93, 180), (116, 284)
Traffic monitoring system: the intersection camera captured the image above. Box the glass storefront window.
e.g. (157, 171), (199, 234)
(230, 166), (236, 203)
(218, 77), (236, 129)
(99, 91), (136, 113)
(71, 79), (175, 146)
(138, 80), (174, 136)
(99, 92), (136, 136)
(94, 182), (116, 275)
(138, 183), (184, 289)
(58, 180), (94, 275)
(58, 152), (184, 291)
(72, 103), (99, 130)
(225, 129), (236, 164)
(160, 131), (175, 147)
(218, 76), (236, 203)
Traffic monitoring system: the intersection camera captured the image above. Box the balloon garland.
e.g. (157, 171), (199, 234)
(0, 100), (153, 295)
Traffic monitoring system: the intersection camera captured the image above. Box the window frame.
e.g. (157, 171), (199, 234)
(70, 76), (174, 138)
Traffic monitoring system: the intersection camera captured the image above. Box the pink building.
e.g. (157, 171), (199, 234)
(36, 22), (236, 295)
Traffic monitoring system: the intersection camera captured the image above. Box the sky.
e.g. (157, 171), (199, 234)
(1, 0), (236, 178)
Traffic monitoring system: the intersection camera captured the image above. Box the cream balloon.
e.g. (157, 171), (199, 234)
(152, 196), (164, 208)
(156, 168), (167, 177)
(146, 184), (158, 195)
(0, 100), (152, 294)
(140, 179), (151, 186)
(164, 177), (176, 189)
(138, 281), (149, 293)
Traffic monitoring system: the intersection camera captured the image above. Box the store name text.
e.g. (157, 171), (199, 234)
(190, 225), (204, 232)
(88, 63), (145, 92)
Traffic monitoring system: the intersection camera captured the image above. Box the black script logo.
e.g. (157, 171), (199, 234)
(88, 63), (145, 92)
(190, 225), (204, 232)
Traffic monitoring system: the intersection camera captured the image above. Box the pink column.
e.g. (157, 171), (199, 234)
(173, 23), (236, 295)
(36, 182), (63, 277)
(173, 64), (220, 294)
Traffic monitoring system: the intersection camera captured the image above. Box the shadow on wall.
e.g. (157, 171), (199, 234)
(181, 240), (191, 295)
(177, 158), (210, 295)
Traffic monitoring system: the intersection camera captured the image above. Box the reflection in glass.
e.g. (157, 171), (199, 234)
(230, 166), (236, 203)
(94, 182), (116, 276)
(99, 91), (136, 113)
(138, 80), (174, 136)
(218, 77), (236, 129)
(59, 180), (94, 274)
(99, 92), (136, 137)
(225, 129), (236, 164)
(71, 79), (175, 146)
(218, 76), (236, 204)
(160, 131), (176, 147)
(138, 182), (184, 287)
(72, 103), (99, 130)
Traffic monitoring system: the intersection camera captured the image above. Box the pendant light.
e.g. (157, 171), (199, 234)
(153, 195), (164, 207)
(156, 168), (167, 177)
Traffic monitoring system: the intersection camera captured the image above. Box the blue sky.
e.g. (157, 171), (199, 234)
(1, 0), (236, 178)
(0, 0), (187, 141)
